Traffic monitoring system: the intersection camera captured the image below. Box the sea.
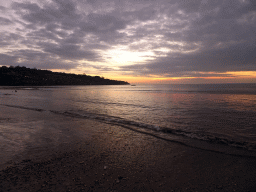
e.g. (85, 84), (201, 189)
(1, 83), (256, 159)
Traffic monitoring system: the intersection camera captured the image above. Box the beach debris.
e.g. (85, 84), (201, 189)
(104, 165), (107, 170)
(217, 185), (223, 189)
(94, 180), (99, 185)
(116, 176), (124, 183)
(155, 126), (160, 131)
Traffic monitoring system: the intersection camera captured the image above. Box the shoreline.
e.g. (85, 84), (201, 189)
(0, 105), (256, 191)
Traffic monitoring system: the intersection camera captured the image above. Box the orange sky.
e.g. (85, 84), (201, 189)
(51, 69), (256, 84)
(97, 71), (256, 84)
(1, 0), (255, 85)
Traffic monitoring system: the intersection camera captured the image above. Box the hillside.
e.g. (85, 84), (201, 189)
(0, 66), (129, 86)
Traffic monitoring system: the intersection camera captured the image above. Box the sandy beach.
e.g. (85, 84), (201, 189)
(0, 105), (256, 192)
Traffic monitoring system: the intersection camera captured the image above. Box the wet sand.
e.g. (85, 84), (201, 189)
(0, 105), (256, 191)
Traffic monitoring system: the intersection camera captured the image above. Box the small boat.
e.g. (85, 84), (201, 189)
(131, 84), (136, 86)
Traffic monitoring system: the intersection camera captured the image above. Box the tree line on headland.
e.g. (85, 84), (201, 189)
(0, 66), (129, 86)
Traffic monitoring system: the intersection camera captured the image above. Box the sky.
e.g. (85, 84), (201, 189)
(0, 0), (255, 84)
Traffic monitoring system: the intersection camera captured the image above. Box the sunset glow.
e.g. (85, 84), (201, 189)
(0, 0), (255, 84)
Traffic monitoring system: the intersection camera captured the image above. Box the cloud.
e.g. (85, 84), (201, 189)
(0, 17), (12, 25)
(118, 0), (256, 77)
(120, 40), (256, 77)
(0, 53), (18, 66)
(80, 13), (127, 33)
(0, 0), (255, 80)
(42, 42), (102, 61)
(1, 50), (79, 70)
(0, 5), (7, 12)
(0, 32), (23, 48)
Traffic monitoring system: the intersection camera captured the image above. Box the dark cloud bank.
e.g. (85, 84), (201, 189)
(0, 0), (255, 78)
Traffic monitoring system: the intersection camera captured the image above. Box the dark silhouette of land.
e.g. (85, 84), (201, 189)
(0, 66), (129, 86)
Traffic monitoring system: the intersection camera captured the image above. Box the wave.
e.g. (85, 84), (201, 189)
(1, 104), (45, 112)
(2, 104), (256, 157)
(50, 109), (256, 157)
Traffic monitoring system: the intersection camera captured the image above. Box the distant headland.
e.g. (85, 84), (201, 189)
(0, 66), (129, 86)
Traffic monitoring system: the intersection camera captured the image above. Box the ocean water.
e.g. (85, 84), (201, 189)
(0, 84), (256, 157)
